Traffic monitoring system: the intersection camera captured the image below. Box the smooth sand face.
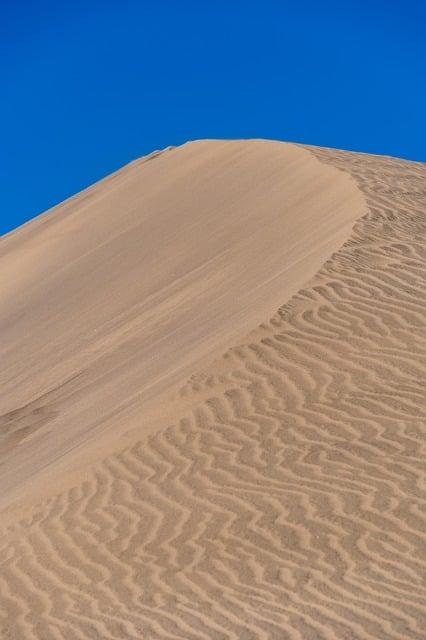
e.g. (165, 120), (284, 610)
(0, 140), (425, 640)
(0, 140), (365, 502)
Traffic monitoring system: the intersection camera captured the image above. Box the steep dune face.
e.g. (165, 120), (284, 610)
(0, 140), (365, 502)
(1, 141), (425, 640)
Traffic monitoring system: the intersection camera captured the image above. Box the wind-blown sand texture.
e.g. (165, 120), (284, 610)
(0, 139), (425, 639)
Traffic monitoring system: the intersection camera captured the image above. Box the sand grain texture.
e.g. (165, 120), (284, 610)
(0, 140), (425, 639)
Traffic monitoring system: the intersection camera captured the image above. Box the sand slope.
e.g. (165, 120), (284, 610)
(0, 140), (364, 504)
(0, 140), (425, 639)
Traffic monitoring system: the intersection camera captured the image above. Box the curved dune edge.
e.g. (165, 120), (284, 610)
(1, 143), (425, 640)
(0, 139), (367, 510)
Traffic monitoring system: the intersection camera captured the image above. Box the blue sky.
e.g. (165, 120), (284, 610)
(1, 0), (425, 235)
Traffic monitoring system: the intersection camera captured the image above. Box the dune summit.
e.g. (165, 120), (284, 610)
(0, 140), (425, 639)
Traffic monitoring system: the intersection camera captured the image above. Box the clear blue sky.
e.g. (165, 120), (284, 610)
(1, 0), (425, 235)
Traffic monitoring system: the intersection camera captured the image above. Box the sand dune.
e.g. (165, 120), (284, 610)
(0, 140), (425, 639)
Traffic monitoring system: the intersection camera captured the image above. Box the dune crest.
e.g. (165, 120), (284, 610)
(1, 140), (425, 639)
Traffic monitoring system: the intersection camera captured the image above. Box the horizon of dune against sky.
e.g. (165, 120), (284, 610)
(0, 138), (425, 639)
(1, 0), (426, 235)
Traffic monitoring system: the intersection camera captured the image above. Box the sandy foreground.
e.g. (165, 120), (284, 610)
(0, 139), (425, 639)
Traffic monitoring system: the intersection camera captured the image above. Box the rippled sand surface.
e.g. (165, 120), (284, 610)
(0, 140), (425, 639)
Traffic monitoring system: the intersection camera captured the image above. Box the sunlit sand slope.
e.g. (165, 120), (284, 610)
(0, 140), (364, 502)
(0, 141), (425, 639)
